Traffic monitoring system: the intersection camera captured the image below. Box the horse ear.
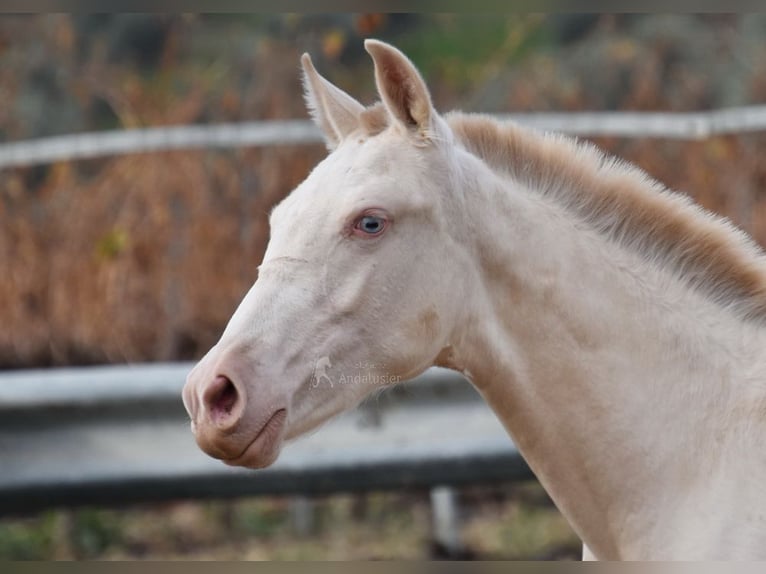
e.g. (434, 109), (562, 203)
(301, 53), (365, 150)
(364, 39), (433, 136)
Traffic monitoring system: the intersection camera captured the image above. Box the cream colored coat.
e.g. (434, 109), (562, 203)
(183, 40), (766, 560)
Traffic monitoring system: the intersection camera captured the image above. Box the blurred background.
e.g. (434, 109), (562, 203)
(2, 13), (766, 560)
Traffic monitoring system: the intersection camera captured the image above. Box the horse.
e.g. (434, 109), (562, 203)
(182, 39), (766, 560)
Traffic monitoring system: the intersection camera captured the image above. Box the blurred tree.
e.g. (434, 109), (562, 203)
(73, 14), (176, 70)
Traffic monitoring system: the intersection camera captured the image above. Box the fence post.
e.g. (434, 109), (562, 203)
(430, 485), (464, 557)
(289, 495), (315, 537)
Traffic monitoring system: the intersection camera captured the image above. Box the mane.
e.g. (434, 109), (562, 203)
(360, 102), (389, 135)
(443, 111), (766, 321)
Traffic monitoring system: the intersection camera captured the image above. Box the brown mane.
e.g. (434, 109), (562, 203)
(445, 111), (766, 320)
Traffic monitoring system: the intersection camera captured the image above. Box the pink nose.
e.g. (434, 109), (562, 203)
(202, 374), (244, 430)
(184, 372), (248, 459)
(183, 356), (288, 467)
(199, 375), (245, 431)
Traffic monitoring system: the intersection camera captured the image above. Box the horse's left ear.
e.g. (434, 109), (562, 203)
(364, 39), (433, 136)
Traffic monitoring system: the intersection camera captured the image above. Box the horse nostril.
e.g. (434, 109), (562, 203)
(203, 375), (242, 427)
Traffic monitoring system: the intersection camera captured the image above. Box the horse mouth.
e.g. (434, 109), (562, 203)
(222, 408), (288, 469)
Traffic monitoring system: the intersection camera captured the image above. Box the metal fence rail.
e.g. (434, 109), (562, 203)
(2, 105), (766, 169)
(0, 364), (531, 516)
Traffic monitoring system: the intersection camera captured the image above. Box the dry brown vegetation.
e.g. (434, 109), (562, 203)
(1, 145), (325, 367)
(5, 134), (766, 368)
(2, 15), (766, 368)
(0, 15), (329, 367)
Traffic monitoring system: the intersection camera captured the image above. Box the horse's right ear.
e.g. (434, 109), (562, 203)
(301, 53), (365, 151)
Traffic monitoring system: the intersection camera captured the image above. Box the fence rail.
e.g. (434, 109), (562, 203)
(0, 363), (531, 516)
(2, 105), (766, 169)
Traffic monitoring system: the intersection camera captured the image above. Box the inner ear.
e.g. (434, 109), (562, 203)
(364, 39), (433, 134)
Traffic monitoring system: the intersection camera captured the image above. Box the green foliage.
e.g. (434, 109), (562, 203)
(95, 228), (128, 261)
(500, 504), (578, 559)
(231, 501), (287, 538)
(0, 487), (579, 560)
(393, 15), (552, 92)
(68, 509), (123, 558)
(0, 514), (55, 560)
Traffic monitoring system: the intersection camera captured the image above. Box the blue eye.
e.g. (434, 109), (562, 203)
(355, 214), (386, 235)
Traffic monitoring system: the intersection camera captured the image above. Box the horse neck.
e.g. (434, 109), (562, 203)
(443, 151), (766, 559)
